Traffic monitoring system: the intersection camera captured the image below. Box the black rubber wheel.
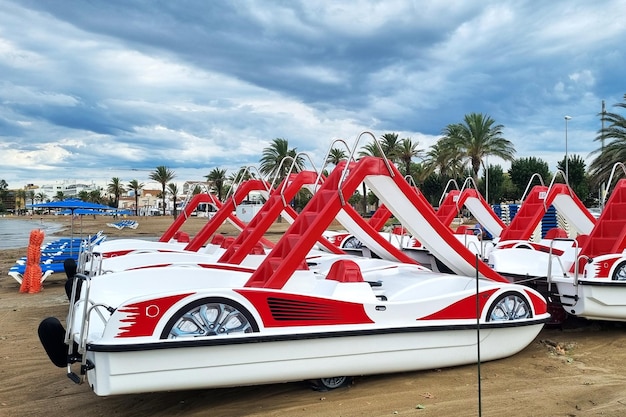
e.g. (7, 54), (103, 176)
(160, 297), (258, 339)
(310, 376), (353, 391)
(612, 261), (626, 281)
(341, 236), (362, 249)
(486, 291), (532, 322)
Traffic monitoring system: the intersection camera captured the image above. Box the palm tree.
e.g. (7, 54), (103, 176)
(26, 190), (35, 207)
(150, 166), (176, 216)
(397, 138), (423, 178)
(379, 132), (402, 163)
(259, 138), (305, 184)
(205, 168), (227, 201)
(589, 94), (626, 186)
(440, 113), (515, 180)
(326, 147), (347, 166)
(423, 138), (465, 179)
(89, 189), (103, 203)
(107, 177), (124, 209)
(35, 192), (47, 204)
(16, 189), (26, 214)
(127, 179), (145, 216)
(167, 182), (179, 218)
(54, 191), (65, 201)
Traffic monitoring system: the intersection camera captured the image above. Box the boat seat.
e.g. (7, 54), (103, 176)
(211, 234), (225, 245)
(250, 242), (265, 255)
(220, 236), (236, 248)
(326, 259), (364, 283)
(545, 227), (568, 239)
(175, 231), (190, 243)
(455, 225), (474, 235)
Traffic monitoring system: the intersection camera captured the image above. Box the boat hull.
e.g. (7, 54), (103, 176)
(86, 321), (544, 396)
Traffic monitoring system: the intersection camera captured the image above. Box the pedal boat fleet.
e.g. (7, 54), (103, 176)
(37, 134), (564, 396)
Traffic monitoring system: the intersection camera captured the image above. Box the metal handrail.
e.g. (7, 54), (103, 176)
(544, 169), (574, 212)
(338, 131), (394, 206)
(519, 173), (545, 203)
(279, 152), (319, 207)
(603, 162), (626, 207)
(438, 179), (460, 208)
(315, 138), (353, 194)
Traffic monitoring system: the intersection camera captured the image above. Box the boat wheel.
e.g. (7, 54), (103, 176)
(612, 262), (626, 281)
(310, 376), (353, 391)
(161, 297), (258, 339)
(486, 292), (532, 321)
(342, 236), (362, 249)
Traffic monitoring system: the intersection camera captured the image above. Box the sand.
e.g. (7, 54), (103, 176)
(1, 215), (626, 416)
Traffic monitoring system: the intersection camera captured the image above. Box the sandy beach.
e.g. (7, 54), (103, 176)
(2, 215), (626, 416)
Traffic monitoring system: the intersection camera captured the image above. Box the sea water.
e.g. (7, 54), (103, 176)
(0, 218), (65, 249)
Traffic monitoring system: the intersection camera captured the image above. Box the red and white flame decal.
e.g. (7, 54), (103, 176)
(116, 293), (193, 338)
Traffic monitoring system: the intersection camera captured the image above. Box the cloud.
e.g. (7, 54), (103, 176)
(0, 0), (625, 191)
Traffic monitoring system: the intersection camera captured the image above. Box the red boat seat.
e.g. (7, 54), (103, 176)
(326, 259), (364, 283)
(175, 231), (190, 243)
(455, 225), (473, 235)
(211, 234), (225, 245)
(220, 236), (236, 248)
(250, 242), (265, 255)
(544, 227), (568, 239)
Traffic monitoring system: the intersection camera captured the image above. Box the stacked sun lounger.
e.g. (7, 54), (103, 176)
(8, 232), (106, 284)
(106, 219), (139, 230)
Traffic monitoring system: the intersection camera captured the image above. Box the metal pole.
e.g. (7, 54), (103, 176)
(485, 156), (489, 205)
(564, 116), (571, 181)
(601, 101), (606, 210)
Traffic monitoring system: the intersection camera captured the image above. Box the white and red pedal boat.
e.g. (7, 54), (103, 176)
(46, 255), (548, 396)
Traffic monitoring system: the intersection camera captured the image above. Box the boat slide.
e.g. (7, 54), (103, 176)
(489, 164), (626, 322)
(437, 187), (506, 238)
(498, 182), (595, 243)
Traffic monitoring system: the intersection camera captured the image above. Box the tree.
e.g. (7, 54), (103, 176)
(423, 139), (465, 180)
(326, 147), (347, 166)
(35, 192), (47, 204)
(589, 93), (626, 187)
(397, 137), (423, 177)
(89, 189), (103, 204)
(0, 180), (7, 204)
(127, 179), (145, 216)
(479, 164), (505, 204)
(150, 166), (176, 216)
(16, 189), (26, 214)
(26, 190), (35, 208)
(205, 168), (227, 201)
(54, 191), (65, 201)
(508, 157), (552, 198)
(379, 133), (402, 162)
(557, 154), (590, 203)
(167, 182), (179, 218)
(78, 190), (90, 201)
(440, 113), (515, 180)
(259, 138), (305, 185)
(107, 177), (124, 209)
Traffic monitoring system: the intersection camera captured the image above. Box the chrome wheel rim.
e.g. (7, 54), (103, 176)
(488, 294), (531, 321)
(166, 301), (254, 339)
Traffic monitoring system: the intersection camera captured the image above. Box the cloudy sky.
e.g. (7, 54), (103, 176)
(1, 0), (625, 190)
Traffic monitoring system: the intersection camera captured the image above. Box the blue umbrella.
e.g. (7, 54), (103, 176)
(27, 199), (115, 254)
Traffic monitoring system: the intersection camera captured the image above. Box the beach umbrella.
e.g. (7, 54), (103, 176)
(27, 199), (115, 254)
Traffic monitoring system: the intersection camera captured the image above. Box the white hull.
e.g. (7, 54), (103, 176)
(86, 322), (543, 396)
(553, 279), (626, 321)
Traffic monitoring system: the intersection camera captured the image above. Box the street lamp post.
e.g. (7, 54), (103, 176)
(564, 115), (571, 181)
